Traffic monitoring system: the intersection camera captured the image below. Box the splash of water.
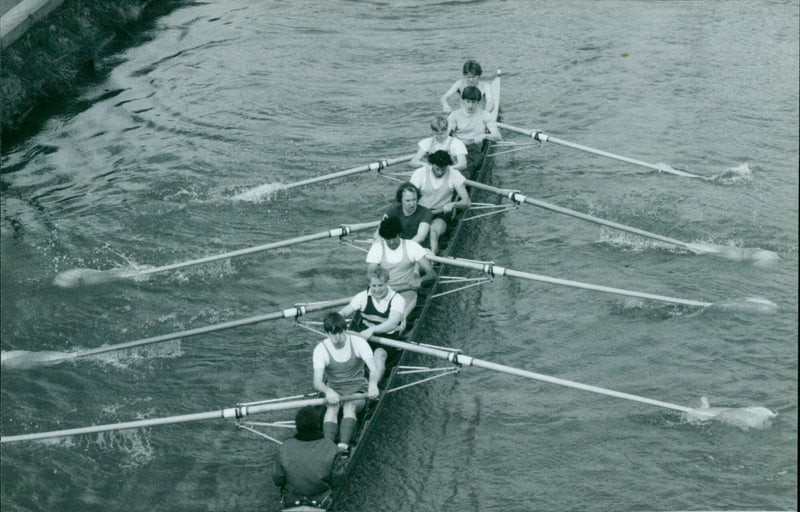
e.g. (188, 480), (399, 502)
(711, 163), (753, 185)
(230, 182), (283, 202)
(685, 396), (777, 430)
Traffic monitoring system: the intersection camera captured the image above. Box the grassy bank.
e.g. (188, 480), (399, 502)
(1, 0), (182, 144)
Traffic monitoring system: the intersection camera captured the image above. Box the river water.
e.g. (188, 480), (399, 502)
(1, 1), (797, 511)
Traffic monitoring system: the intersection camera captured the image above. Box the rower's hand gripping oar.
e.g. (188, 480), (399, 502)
(497, 122), (706, 179)
(368, 335), (778, 430)
(464, 179), (780, 265)
(53, 220), (381, 288)
(427, 254), (777, 313)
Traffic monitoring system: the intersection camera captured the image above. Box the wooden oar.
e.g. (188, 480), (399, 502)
(370, 336), (777, 428)
(0, 393), (369, 443)
(232, 154), (414, 201)
(53, 220), (379, 288)
(1, 297), (352, 370)
(464, 180), (780, 264)
(427, 255), (777, 311)
(496, 122), (706, 179)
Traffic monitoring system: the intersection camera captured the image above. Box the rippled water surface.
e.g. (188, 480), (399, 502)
(1, 1), (797, 511)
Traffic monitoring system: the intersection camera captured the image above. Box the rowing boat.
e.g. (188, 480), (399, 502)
(278, 75), (502, 512)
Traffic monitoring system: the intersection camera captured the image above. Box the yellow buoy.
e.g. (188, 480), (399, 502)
(621, 53), (629, 57)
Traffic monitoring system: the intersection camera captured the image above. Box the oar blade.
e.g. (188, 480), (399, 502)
(53, 267), (143, 288)
(684, 397), (777, 430)
(686, 242), (780, 266)
(1, 350), (73, 370)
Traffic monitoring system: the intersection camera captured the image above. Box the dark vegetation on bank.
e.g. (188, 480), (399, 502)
(1, 0), (184, 148)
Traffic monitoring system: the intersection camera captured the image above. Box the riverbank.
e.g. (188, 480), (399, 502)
(0, 0), (182, 145)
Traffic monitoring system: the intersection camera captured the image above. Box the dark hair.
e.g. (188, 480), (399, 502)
(295, 406), (321, 434)
(323, 312), (347, 334)
(461, 86), (482, 101)
(426, 150), (453, 168)
(462, 60), (482, 76)
(395, 182), (421, 203)
(378, 216), (403, 240)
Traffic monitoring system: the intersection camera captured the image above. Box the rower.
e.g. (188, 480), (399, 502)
(366, 216), (436, 319)
(312, 313), (380, 452)
(338, 266), (406, 380)
(440, 59), (496, 116)
(272, 406), (346, 508)
(446, 85), (501, 178)
(410, 116), (468, 172)
(380, 182), (433, 247)
(409, 150), (471, 255)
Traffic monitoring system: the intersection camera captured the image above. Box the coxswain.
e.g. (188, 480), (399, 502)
(272, 406), (346, 509)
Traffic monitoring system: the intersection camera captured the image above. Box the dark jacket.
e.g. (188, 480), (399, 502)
(272, 434), (346, 498)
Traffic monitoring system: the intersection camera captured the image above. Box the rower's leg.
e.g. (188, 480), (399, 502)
(339, 401), (362, 447)
(373, 348), (387, 381)
(429, 218), (448, 255)
(323, 404), (340, 442)
(398, 290), (418, 319)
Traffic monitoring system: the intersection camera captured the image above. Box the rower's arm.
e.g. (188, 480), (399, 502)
(484, 120), (502, 142)
(451, 152), (467, 171)
(313, 366), (331, 395)
(451, 184), (471, 210)
(417, 256), (437, 284)
(410, 145), (428, 168)
(482, 87), (495, 118)
(441, 81), (460, 112)
(412, 221), (430, 245)
(366, 310), (403, 337)
(338, 304), (356, 319)
(364, 357), (380, 387)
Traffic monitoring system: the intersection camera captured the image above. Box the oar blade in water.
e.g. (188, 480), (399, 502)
(686, 242), (780, 266)
(231, 182), (284, 202)
(711, 297), (779, 314)
(684, 396), (777, 430)
(53, 268), (144, 288)
(1, 350), (73, 370)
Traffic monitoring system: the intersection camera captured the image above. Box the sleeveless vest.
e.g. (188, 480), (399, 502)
(417, 168), (455, 211)
(322, 336), (365, 394)
(380, 240), (421, 289)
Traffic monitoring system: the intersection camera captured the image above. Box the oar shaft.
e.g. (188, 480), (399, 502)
(372, 336), (692, 414)
(68, 297), (352, 359)
(281, 155), (414, 191)
(0, 394), (368, 443)
(428, 255), (712, 307)
(496, 122), (702, 178)
(139, 221), (380, 276)
(464, 180), (697, 251)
